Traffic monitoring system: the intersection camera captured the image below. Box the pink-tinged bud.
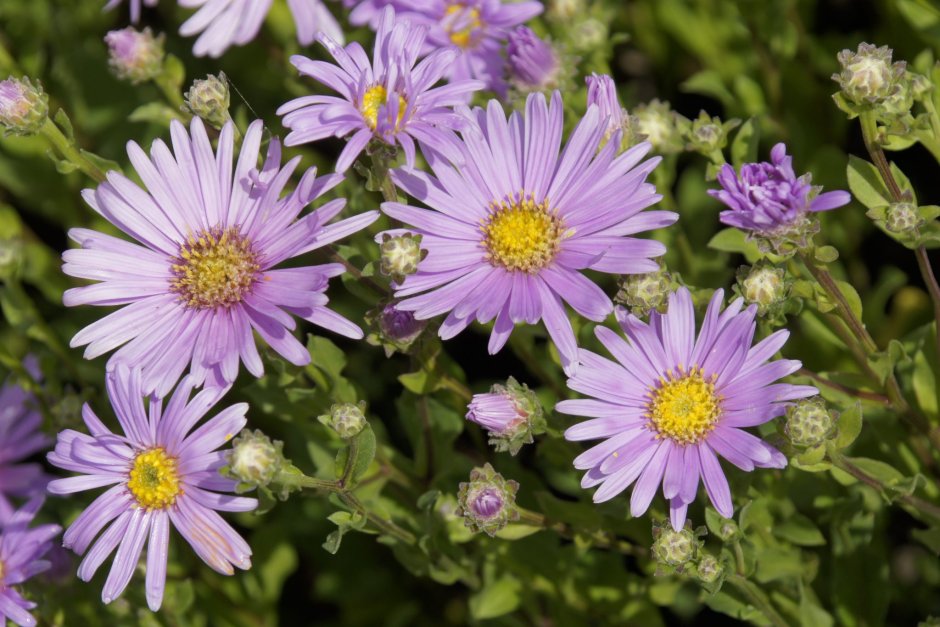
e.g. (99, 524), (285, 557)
(0, 76), (48, 136)
(466, 377), (545, 455)
(105, 27), (165, 84)
(456, 463), (519, 536)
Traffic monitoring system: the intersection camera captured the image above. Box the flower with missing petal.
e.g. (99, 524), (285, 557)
(401, 0), (543, 95)
(63, 118), (378, 397)
(105, 0), (343, 58)
(708, 143), (851, 238)
(381, 91), (674, 372)
(559, 288), (816, 529)
(278, 8), (484, 172)
(47, 366), (256, 611)
(0, 498), (61, 627)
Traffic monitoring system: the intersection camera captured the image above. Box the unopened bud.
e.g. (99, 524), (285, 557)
(832, 43), (905, 106)
(785, 397), (836, 447)
(320, 401), (368, 439)
(506, 27), (561, 92)
(547, 0), (582, 21)
(739, 264), (787, 314)
(456, 463), (519, 536)
(634, 99), (684, 154)
(365, 301), (427, 356)
(466, 377), (545, 455)
(183, 73), (231, 129)
(571, 18), (606, 53)
(0, 77), (49, 136)
(586, 73), (645, 150)
(105, 27), (165, 84)
(615, 265), (672, 316)
(227, 429), (283, 487)
(379, 233), (425, 284)
(652, 525), (697, 567)
(884, 202), (922, 234)
(717, 520), (739, 541)
(696, 553), (723, 584)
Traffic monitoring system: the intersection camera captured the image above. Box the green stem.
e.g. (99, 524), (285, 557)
(327, 246), (389, 297)
(798, 252), (876, 353)
(39, 119), (108, 183)
(726, 575), (790, 627)
(508, 333), (568, 399)
(795, 368), (890, 406)
(297, 476), (417, 544)
(516, 507), (645, 556)
(829, 451), (940, 524)
(153, 72), (187, 113)
(732, 539), (747, 576)
(914, 246), (940, 376)
(369, 150), (399, 204)
(439, 374), (472, 403)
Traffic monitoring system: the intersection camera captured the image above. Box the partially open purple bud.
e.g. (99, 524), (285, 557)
(506, 26), (561, 91)
(105, 27), (165, 84)
(466, 377), (545, 455)
(456, 463), (519, 536)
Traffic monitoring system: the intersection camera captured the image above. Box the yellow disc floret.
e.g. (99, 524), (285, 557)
(127, 448), (181, 509)
(361, 85), (407, 131)
(646, 368), (721, 444)
(481, 195), (565, 273)
(170, 226), (260, 310)
(444, 4), (482, 49)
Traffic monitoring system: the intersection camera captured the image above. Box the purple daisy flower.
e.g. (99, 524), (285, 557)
(401, 0), (543, 95)
(0, 362), (52, 523)
(0, 498), (61, 627)
(63, 118), (378, 397)
(586, 73), (626, 143)
(708, 143), (852, 236)
(381, 91), (675, 372)
(506, 26), (561, 92)
(558, 287), (818, 529)
(47, 366), (256, 610)
(278, 7), (484, 173)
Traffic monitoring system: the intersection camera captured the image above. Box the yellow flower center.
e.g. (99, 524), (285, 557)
(361, 85), (407, 131)
(481, 195), (564, 273)
(170, 226), (260, 310)
(646, 369), (721, 444)
(444, 4), (482, 49)
(127, 448), (181, 510)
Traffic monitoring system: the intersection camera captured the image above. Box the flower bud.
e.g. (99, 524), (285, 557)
(717, 520), (739, 541)
(227, 429), (284, 487)
(466, 377), (545, 455)
(832, 43), (905, 106)
(785, 397), (836, 448)
(506, 27), (561, 92)
(547, 0), (583, 21)
(105, 27), (165, 84)
(615, 265), (672, 316)
(320, 401), (368, 439)
(379, 233), (425, 284)
(884, 202), (922, 234)
(365, 301), (427, 356)
(0, 77), (49, 136)
(571, 18), (607, 53)
(696, 553), (723, 584)
(456, 463), (519, 536)
(652, 525), (697, 567)
(739, 264), (787, 314)
(183, 73), (231, 129)
(634, 99), (684, 154)
(910, 73), (933, 101)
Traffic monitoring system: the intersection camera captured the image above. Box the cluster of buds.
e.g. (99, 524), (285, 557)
(785, 397), (837, 448)
(365, 301), (428, 357)
(183, 73), (232, 129)
(633, 100), (686, 155)
(456, 463), (519, 536)
(465, 377), (546, 455)
(0, 76), (49, 136)
(615, 264), (674, 317)
(105, 27), (165, 84)
(684, 111), (739, 161)
(318, 401), (368, 439)
(651, 521), (707, 575)
(379, 233), (426, 284)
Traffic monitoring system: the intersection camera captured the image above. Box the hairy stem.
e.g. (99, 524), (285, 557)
(40, 119), (108, 183)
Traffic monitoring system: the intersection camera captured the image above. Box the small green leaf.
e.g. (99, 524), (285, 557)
(814, 245), (839, 263)
(775, 514), (826, 546)
(731, 117), (760, 168)
(53, 108), (74, 141)
(494, 523), (541, 540)
(833, 403), (862, 449)
(469, 575), (522, 620)
(846, 155), (892, 211)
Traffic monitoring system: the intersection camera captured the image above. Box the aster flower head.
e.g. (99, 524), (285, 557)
(381, 91), (675, 372)
(0, 77), (49, 136)
(403, 0), (543, 95)
(63, 118), (379, 397)
(105, 27), (165, 84)
(466, 377), (545, 455)
(278, 8), (485, 173)
(0, 498), (61, 627)
(47, 366), (257, 611)
(0, 362), (53, 523)
(558, 287), (817, 529)
(708, 143), (851, 242)
(506, 26), (561, 92)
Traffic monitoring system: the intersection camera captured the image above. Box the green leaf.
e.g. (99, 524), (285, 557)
(730, 117), (760, 169)
(163, 54), (186, 92)
(336, 425), (376, 486)
(129, 102), (181, 127)
(775, 514), (826, 546)
(912, 346), (939, 418)
(494, 523), (541, 540)
(707, 227), (748, 253)
(79, 149), (121, 175)
(846, 155), (891, 211)
(53, 108), (74, 141)
(733, 76), (766, 116)
(833, 403), (862, 449)
(680, 70), (734, 106)
(814, 245), (839, 263)
(754, 546), (803, 582)
(469, 575), (522, 620)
